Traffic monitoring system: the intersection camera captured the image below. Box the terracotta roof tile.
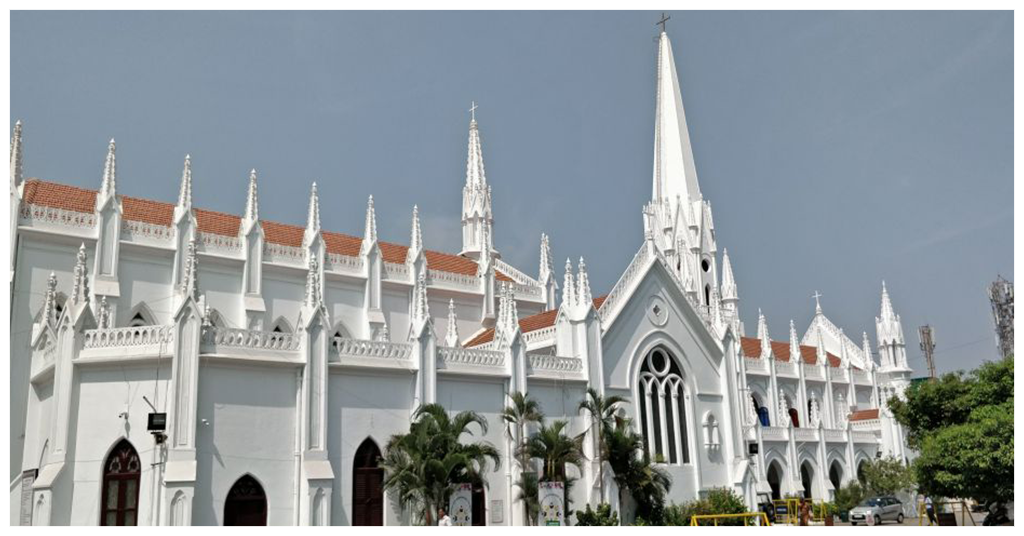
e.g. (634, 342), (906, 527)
(849, 408), (879, 422)
(465, 296), (608, 347)
(21, 179), (527, 282)
(740, 336), (843, 368)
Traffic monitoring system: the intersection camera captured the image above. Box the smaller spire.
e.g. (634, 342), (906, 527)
(99, 138), (117, 200)
(720, 248), (738, 303)
(445, 299), (460, 347)
(862, 331), (874, 371)
(412, 272), (430, 325)
(756, 309), (771, 358)
(177, 154), (193, 212)
(577, 257), (592, 305)
(180, 238), (199, 299)
(408, 205), (423, 258)
(789, 319), (801, 364)
(97, 296), (112, 329)
(562, 258), (576, 309)
(70, 243), (90, 306)
(363, 195), (378, 245)
(809, 395), (821, 427)
(306, 182), (321, 235)
(539, 233), (553, 281)
(10, 121), (24, 189)
(777, 389), (790, 426)
(41, 272), (58, 326)
(879, 280), (895, 320)
(244, 169), (259, 223)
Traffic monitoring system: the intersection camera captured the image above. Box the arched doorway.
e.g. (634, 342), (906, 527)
(471, 483), (486, 526)
(101, 439), (141, 526)
(829, 461), (843, 491)
(353, 439), (384, 526)
(224, 474), (267, 526)
(766, 461), (782, 500)
(800, 462), (814, 499)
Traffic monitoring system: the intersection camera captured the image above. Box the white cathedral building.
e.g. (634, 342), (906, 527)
(9, 28), (915, 526)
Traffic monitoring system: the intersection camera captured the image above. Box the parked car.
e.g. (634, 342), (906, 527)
(849, 496), (904, 525)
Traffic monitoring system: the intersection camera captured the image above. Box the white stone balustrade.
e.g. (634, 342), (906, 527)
(334, 338), (412, 361)
(203, 327), (301, 351)
(437, 346), (505, 369)
(84, 325), (175, 349)
(852, 431), (878, 444)
(197, 231), (242, 255)
(775, 361), (798, 376)
(383, 262), (409, 280)
(494, 259), (540, 287)
(598, 243), (651, 323)
(823, 429), (847, 443)
(761, 426), (788, 441)
(122, 219), (174, 244)
(20, 204), (96, 231)
(829, 367), (848, 382)
(852, 369), (872, 385)
(793, 428), (818, 442)
(851, 418), (881, 432)
(522, 325), (556, 348)
(327, 253), (363, 274)
(744, 357), (768, 374)
(263, 242), (305, 266)
(528, 353), (583, 373)
(803, 364), (825, 381)
(428, 269), (479, 291)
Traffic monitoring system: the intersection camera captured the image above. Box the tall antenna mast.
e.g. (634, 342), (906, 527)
(918, 325), (937, 380)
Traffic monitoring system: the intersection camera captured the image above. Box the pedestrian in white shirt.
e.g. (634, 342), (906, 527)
(438, 508), (452, 526)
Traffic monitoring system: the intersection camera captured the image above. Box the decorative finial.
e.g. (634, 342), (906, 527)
(306, 182), (321, 234)
(42, 272), (58, 325)
(99, 138), (117, 199)
(409, 205), (423, 255)
(363, 195), (378, 245)
(70, 243), (90, 306)
(812, 290), (823, 314)
(244, 169), (259, 222)
(562, 258), (575, 308)
(177, 154), (193, 212)
(445, 299), (461, 347)
(577, 257), (592, 304)
(539, 233), (553, 279)
(11, 120), (25, 188)
(789, 319), (801, 363)
(97, 296), (111, 329)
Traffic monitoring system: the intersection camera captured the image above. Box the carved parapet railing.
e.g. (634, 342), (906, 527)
(744, 357), (768, 374)
(851, 418), (881, 432)
(383, 262), (409, 281)
(437, 346), (505, 371)
(829, 367), (848, 382)
(84, 325), (175, 349)
(428, 269), (479, 292)
(852, 369), (872, 385)
(20, 204), (96, 232)
(528, 353), (583, 375)
(511, 282), (543, 300)
(851, 431), (878, 444)
(598, 243), (651, 324)
(263, 242), (305, 266)
(494, 259), (540, 287)
(803, 364), (825, 381)
(793, 428), (819, 442)
(197, 231), (242, 256)
(522, 325), (556, 349)
(823, 429), (847, 443)
(761, 426), (789, 441)
(775, 361), (798, 377)
(121, 219), (174, 244)
(327, 253), (363, 275)
(202, 326), (301, 352)
(334, 337), (413, 361)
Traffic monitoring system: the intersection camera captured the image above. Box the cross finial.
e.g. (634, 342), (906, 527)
(812, 291), (823, 312)
(469, 101), (479, 122)
(657, 12), (671, 33)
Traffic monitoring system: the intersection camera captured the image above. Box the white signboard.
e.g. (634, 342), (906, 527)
(450, 483), (473, 526)
(538, 481), (565, 526)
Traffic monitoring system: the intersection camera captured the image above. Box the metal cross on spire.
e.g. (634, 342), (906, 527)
(657, 12), (671, 33)
(812, 290), (824, 312)
(469, 101), (479, 122)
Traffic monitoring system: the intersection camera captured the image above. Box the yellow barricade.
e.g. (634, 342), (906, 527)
(690, 512), (772, 526)
(772, 499), (800, 525)
(918, 499), (976, 526)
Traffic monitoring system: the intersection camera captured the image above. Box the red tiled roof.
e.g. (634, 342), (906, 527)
(465, 296), (608, 347)
(849, 408), (879, 422)
(740, 336), (842, 368)
(21, 179), (519, 280)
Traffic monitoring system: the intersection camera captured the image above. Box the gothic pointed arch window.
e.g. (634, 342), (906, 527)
(224, 474), (267, 526)
(101, 439), (141, 526)
(637, 346), (690, 464)
(270, 316), (293, 334)
(352, 438), (384, 526)
(127, 302), (156, 327)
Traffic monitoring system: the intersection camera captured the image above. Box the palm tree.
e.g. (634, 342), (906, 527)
(380, 403), (500, 525)
(603, 415), (671, 523)
(514, 471), (540, 525)
(525, 419), (586, 483)
(578, 387), (627, 502)
(502, 391), (543, 524)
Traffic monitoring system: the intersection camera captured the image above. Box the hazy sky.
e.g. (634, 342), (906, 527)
(11, 11), (1012, 374)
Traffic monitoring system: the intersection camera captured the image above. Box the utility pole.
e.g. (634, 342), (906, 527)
(987, 276), (1014, 359)
(918, 325), (937, 380)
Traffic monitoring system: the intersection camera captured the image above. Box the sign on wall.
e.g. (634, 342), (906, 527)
(537, 481), (565, 526)
(449, 483), (473, 526)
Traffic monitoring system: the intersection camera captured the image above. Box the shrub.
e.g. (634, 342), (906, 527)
(658, 488), (748, 526)
(574, 503), (619, 526)
(833, 481), (866, 516)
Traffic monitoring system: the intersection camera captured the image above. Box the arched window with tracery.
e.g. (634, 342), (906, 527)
(101, 439), (141, 526)
(224, 474), (267, 526)
(638, 346), (690, 464)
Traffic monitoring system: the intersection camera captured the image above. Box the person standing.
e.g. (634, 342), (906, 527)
(925, 496), (937, 525)
(437, 508), (452, 526)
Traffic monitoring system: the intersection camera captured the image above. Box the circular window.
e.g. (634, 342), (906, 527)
(648, 348), (671, 376)
(646, 295), (669, 326)
(701, 259), (710, 272)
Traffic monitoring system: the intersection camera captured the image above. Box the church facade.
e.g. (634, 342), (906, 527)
(9, 28), (914, 526)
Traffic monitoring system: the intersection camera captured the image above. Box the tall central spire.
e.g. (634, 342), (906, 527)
(461, 104), (495, 259)
(652, 29), (702, 204)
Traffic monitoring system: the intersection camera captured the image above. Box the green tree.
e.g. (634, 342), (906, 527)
(603, 415), (671, 523)
(861, 455), (915, 496)
(514, 471), (540, 525)
(578, 387), (627, 503)
(662, 488), (747, 526)
(380, 403), (501, 525)
(525, 419), (586, 482)
(889, 355), (1014, 505)
(833, 481), (866, 516)
(574, 503), (619, 526)
(502, 392), (543, 525)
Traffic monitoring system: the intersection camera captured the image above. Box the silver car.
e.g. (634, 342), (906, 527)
(849, 496), (904, 525)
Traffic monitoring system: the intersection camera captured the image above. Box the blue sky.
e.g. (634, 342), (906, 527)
(11, 11), (1013, 373)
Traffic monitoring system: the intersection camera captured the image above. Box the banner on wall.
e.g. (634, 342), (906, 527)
(450, 483), (473, 526)
(538, 481), (565, 526)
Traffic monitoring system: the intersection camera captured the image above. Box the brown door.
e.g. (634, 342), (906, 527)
(100, 439), (141, 526)
(471, 484), (486, 526)
(224, 474), (267, 526)
(353, 439), (384, 526)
